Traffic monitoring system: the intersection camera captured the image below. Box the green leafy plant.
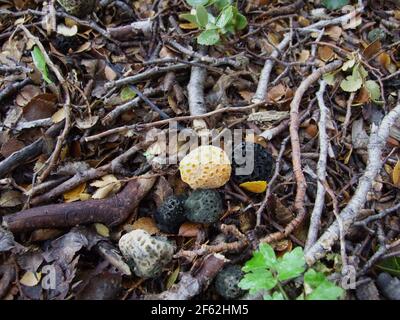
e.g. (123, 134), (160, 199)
(323, 56), (381, 104)
(238, 243), (344, 300)
(180, 0), (247, 45)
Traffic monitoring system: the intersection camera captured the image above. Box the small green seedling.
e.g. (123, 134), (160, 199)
(323, 55), (381, 105)
(238, 243), (344, 300)
(180, 0), (247, 45)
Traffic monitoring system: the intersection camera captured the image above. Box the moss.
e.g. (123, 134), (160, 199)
(184, 189), (223, 224)
(154, 196), (186, 233)
(215, 265), (245, 299)
(232, 142), (274, 184)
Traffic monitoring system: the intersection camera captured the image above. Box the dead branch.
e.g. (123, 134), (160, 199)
(260, 60), (342, 244)
(305, 104), (400, 265)
(3, 175), (156, 233)
(252, 33), (292, 103)
(0, 122), (64, 178)
(144, 253), (227, 300)
(305, 81), (329, 251)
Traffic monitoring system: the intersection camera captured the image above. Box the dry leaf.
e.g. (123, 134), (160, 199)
(91, 175), (121, 199)
(392, 160), (400, 186)
(63, 183), (86, 202)
(239, 181), (267, 193)
(0, 190), (23, 207)
(166, 266), (180, 289)
(178, 222), (202, 237)
(94, 223), (110, 237)
(318, 45), (335, 62)
(132, 217), (159, 235)
(326, 26), (342, 41)
(20, 271), (41, 287)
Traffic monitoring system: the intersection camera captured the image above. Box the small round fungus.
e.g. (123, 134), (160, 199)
(154, 195), (186, 233)
(184, 189), (223, 224)
(232, 142), (274, 185)
(118, 229), (175, 279)
(179, 145), (231, 189)
(215, 265), (245, 299)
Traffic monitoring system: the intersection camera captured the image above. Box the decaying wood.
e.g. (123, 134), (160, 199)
(3, 175), (156, 233)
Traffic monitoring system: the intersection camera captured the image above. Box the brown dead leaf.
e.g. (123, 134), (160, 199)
(267, 83), (286, 103)
(23, 93), (57, 121)
(153, 176), (173, 208)
(178, 222), (202, 237)
(16, 85), (41, 107)
(363, 41), (382, 60)
(1, 138), (25, 158)
(326, 26), (342, 41)
(132, 217), (159, 235)
(318, 46), (335, 62)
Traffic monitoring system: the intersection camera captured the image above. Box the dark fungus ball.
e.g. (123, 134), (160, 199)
(184, 189), (223, 224)
(154, 196), (186, 233)
(215, 265), (245, 299)
(232, 142), (274, 184)
(57, 0), (97, 17)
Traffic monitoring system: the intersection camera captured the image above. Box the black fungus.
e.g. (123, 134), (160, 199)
(154, 196), (186, 233)
(57, 0), (97, 17)
(376, 273), (400, 300)
(232, 142), (274, 184)
(215, 264), (245, 299)
(184, 189), (223, 224)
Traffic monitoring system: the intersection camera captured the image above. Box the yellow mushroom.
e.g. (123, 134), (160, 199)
(179, 145), (231, 189)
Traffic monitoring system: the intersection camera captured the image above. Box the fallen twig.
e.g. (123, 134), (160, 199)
(3, 175), (156, 233)
(305, 81), (329, 251)
(144, 253), (227, 300)
(305, 103), (400, 265)
(260, 60), (342, 244)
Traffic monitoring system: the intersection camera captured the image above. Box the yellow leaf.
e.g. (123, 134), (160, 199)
(20, 271), (41, 287)
(179, 23), (198, 30)
(63, 183), (86, 202)
(94, 223), (110, 237)
(51, 108), (66, 123)
(392, 160), (400, 185)
(239, 181), (267, 193)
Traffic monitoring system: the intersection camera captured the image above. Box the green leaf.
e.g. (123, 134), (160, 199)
(120, 86), (137, 101)
(323, 72), (336, 86)
(238, 270), (277, 295)
(235, 13), (248, 30)
(321, 0), (349, 10)
(187, 0), (209, 6)
(196, 5), (208, 28)
(340, 74), (363, 92)
(276, 247), (306, 281)
(259, 243), (277, 269)
(31, 46), (53, 84)
(197, 29), (220, 45)
(179, 13), (198, 25)
(365, 80), (381, 101)
(376, 256), (400, 277)
(212, 0), (231, 10)
(306, 280), (344, 300)
(263, 292), (285, 300)
(342, 59), (356, 71)
(304, 269), (345, 300)
(216, 5), (234, 28)
(242, 251), (268, 272)
(303, 269), (326, 287)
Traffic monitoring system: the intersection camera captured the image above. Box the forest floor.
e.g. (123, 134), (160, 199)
(0, 0), (400, 300)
